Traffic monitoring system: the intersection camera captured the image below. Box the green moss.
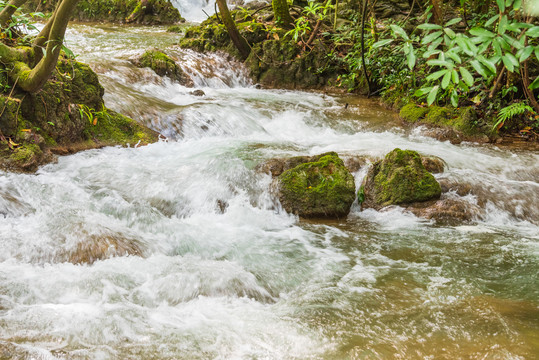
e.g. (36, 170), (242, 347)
(278, 152), (356, 218)
(8, 144), (42, 168)
(365, 148), (441, 207)
(136, 49), (191, 85)
(399, 103), (429, 123)
(167, 25), (183, 33)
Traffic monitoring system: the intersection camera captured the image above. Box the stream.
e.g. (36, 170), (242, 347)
(0, 22), (538, 359)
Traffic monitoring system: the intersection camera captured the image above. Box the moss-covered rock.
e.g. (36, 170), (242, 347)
(362, 148), (441, 209)
(399, 103), (429, 123)
(133, 49), (194, 86)
(0, 57), (158, 172)
(277, 152), (356, 218)
(26, 0), (182, 24)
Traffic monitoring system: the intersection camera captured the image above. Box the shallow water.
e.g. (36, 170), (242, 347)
(0, 24), (538, 359)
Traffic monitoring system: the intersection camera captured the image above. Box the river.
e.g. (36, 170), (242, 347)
(0, 22), (538, 359)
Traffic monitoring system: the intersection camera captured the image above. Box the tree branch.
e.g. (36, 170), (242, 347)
(0, 0), (29, 28)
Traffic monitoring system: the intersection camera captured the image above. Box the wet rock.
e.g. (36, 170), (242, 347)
(277, 152), (356, 218)
(190, 89), (205, 96)
(407, 197), (482, 224)
(132, 49), (194, 87)
(66, 233), (145, 265)
(257, 154), (369, 176)
(438, 179), (473, 196)
(421, 155), (445, 174)
(361, 148), (442, 210)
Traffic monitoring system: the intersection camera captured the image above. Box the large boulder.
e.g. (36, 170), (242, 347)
(361, 148), (442, 209)
(277, 152), (356, 218)
(132, 49), (194, 87)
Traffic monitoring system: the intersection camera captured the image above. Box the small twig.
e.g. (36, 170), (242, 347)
(214, 2), (222, 24)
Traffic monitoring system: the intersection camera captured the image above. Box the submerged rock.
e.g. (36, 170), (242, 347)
(361, 148), (442, 210)
(66, 233), (145, 265)
(277, 152), (356, 218)
(133, 49), (194, 87)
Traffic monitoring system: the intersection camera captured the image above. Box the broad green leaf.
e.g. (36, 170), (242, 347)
(490, 55), (502, 65)
(427, 85), (440, 105)
(460, 67), (474, 86)
(414, 87), (433, 96)
(428, 37), (444, 51)
(513, 0), (521, 9)
(455, 35), (474, 55)
(470, 27), (496, 38)
(495, 36), (511, 51)
(485, 14), (499, 27)
(407, 50), (416, 70)
(422, 30), (443, 45)
(451, 69), (459, 84)
(498, 15), (508, 35)
(505, 52), (519, 68)
(372, 39), (393, 48)
(451, 90), (459, 107)
(446, 50), (462, 64)
(426, 69), (447, 81)
(502, 54), (515, 72)
(471, 60), (489, 78)
(517, 46), (533, 62)
(502, 33), (523, 49)
(417, 23), (443, 30)
(477, 55), (497, 74)
(390, 24), (409, 40)
(427, 59), (454, 68)
(444, 28), (456, 39)
(423, 49), (441, 58)
(445, 18), (462, 27)
(442, 71), (452, 89)
(496, 0), (505, 12)
(493, 38), (503, 56)
(529, 76), (539, 90)
(535, 47), (539, 62)
(526, 26), (539, 37)
(403, 42), (411, 54)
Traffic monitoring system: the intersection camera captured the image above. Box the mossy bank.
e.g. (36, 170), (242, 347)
(0, 58), (158, 172)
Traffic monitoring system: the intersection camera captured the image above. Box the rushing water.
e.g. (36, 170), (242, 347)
(1, 24), (538, 359)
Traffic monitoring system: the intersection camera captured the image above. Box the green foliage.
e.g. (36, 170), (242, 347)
(285, 0), (334, 42)
(0, 0), (44, 42)
(494, 101), (533, 130)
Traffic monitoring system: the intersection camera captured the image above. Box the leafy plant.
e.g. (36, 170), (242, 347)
(494, 101), (533, 130)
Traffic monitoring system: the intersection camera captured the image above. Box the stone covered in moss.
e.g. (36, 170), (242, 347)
(134, 49), (193, 86)
(362, 148), (441, 209)
(399, 103), (429, 123)
(277, 152), (356, 218)
(399, 103), (479, 135)
(26, 0), (182, 24)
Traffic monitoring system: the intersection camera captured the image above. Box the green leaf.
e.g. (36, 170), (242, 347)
(390, 25), (409, 40)
(451, 90), (459, 107)
(423, 49), (441, 58)
(407, 50), (416, 70)
(414, 87), (433, 96)
(485, 14), (500, 27)
(502, 54), (514, 72)
(493, 38), (503, 57)
(427, 59), (454, 68)
(428, 37), (444, 51)
(421, 30), (443, 44)
(513, 0), (521, 9)
(426, 69), (447, 81)
(526, 26), (539, 38)
(535, 47), (539, 62)
(517, 46), (533, 62)
(502, 33), (523, 49)
(498, 15), (508, 35)
(460, 67), (474, 86)
(417, 23), (443, 30)
(371, 39), (393, 48)
(529, 76), (539, 90)
(505, 52), (519, 69)
(446, 50), (462, 64)
(469, 27), (496, 38)
(496, 0), (505, 12)
(427, 85), (440, 105)
(442, 71), (451, 89)
(445, 18), (462, 27)
(477, 55), (497, 74)
(451, 69), (459, 84)
(471, 60), (489, 78)
(455, 35), (475, 55)
(444, 27), (456, 39)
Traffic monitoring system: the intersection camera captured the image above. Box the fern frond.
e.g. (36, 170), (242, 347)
(493, 102), (533, 130)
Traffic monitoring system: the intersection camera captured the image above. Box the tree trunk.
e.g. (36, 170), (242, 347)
(0, 0), (29, 28)
(272, 0), (294, 29)
(10, 0), (80, 92)
(431, 0), (443, 25)
(216, 0), (250, 60)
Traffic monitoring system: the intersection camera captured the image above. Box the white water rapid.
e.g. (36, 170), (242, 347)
(0, 24), (538, 359)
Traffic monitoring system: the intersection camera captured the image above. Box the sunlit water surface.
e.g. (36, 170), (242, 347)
(0, 24), (538, 359)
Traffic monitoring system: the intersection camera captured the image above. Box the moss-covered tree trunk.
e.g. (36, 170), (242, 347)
(0, 0), (28, 27)
(1, 0), (79, 93)
(272, 0), (294, 29)
(216, 0), (250, 60)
